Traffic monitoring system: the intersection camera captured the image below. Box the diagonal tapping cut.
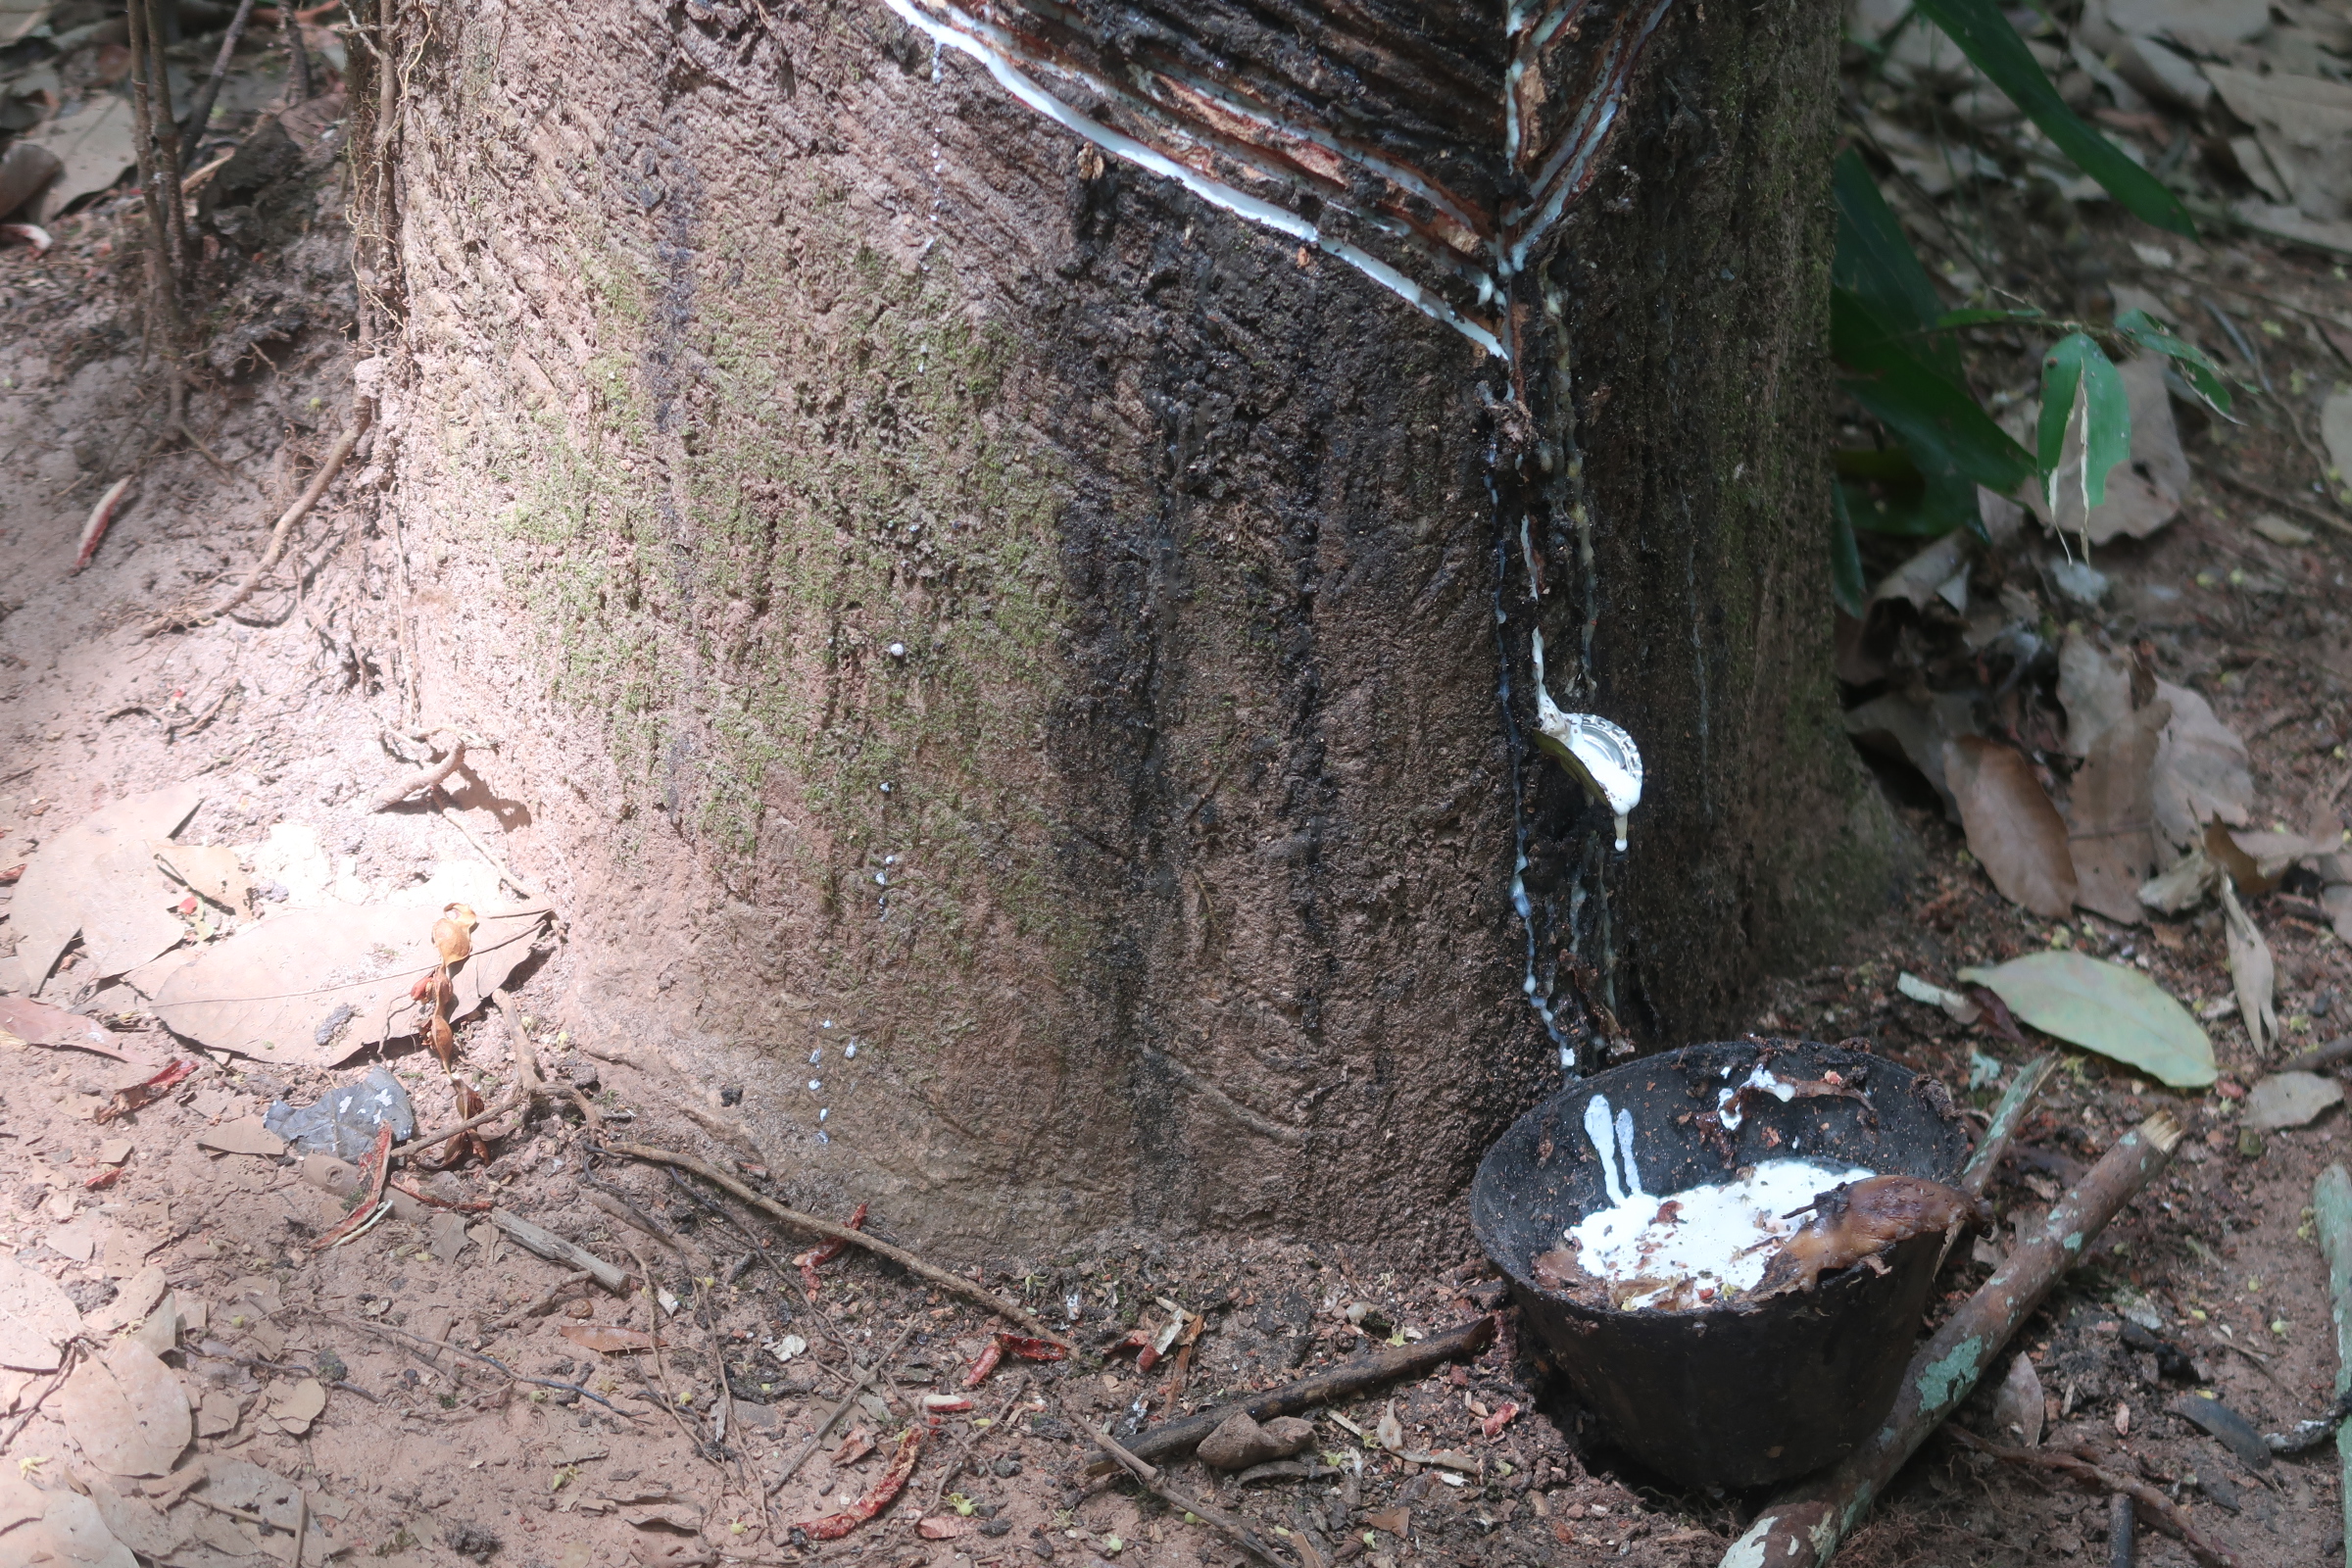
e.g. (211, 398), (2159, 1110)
(883, 0), (1682, 358)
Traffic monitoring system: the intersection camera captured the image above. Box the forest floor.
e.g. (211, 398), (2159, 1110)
(7, 7), (2352, 1568)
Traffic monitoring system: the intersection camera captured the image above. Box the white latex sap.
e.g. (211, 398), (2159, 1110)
(1570, 1093), (1872, 1310)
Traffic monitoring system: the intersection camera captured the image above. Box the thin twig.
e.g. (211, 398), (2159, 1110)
(1062, 1397), (1296, 1568)
(1949, 1430), (2230, 1568)
(179, 0), (261, 143)
(922, 1375), (1029, 1516)
(317, 1310), (637, 1416)
(437, 791), (538, 896)
(0, 1342), (81, 1450)
(611, 1144), (1073, 1348)
(768, 1322), (919, 1494)
(149, 416), (368, 634)
(389, 1091), (526, 1164)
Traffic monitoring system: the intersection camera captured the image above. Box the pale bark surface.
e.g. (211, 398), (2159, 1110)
(364, 0), (1889, 1254)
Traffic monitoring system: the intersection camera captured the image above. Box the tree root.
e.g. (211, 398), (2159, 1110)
(146, 412), (368, 635)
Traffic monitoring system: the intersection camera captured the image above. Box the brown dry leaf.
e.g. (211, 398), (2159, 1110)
(2066, 700), (2168, 925)
(1944, 737), (2080, 918)
(2220, 825), (2343, 887)
(1842, 691), (1984, 818)
(2204, 67), (2352, 225)
(9, 1485), (139, 1568)
(94, 1264), (169, 1336)
(1989, 1353), (2045, 1448)
(2219, 880), (2278, 1055)
(2056, 630), (2137, 759)
(2150, 682), (2252, 846)
(557, 1324), (668, 1354)
(269, 1378), (325, 1435)
(196, 1389), (243, 1438)
(86, 1477), (190, 1559)
(10, 782), (205, 994)
(59, 1338), (192, 1476)
(0, 996), (137, 1060)
(433, 902), (478, 968)
(151, 842), (250, 912)
(0, 1251), (84, 1370)
(195, 1118), (287, 1158)
(147, 899), (550, 1066)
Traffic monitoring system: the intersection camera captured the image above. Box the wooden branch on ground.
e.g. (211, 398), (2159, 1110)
(1104, 1314), (1496, 1472)
(389, 1090), (525, 1164)
(1948, 1429), (2230, 1568)
(1958, 1054), (2056, 1197)
(1064, 1396), (1295, 1568)
(1719, 1111), (2184, 1568)
(488, 1207), (630, 1294)
(610, 1142), (1073, 1349)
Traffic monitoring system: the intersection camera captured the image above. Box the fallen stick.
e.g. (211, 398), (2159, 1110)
(2110, 1492), (2134, 1568)
(390, 1090), (527, 1162)
(75, 474), (135, 571)
(1103, 1314), (1496, 1471)
(2314, 1164), (2352, 1568)
(1958, 1054), (2056, 1197)
(177, 0), (259, 143)
(610, 1143), (1073, 1349)
(1064, 1397), (1295, 1568)
(488, 1207), (630, 1294)
(768, 1321), (920, 1493)
(371, 740), (465, 810)
(1948, 1430), (2230, 1568)
(319, 1310), (635, 1416)
(1719, 1110), (2183, 1568)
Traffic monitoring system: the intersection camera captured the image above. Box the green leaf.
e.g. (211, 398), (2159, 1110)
(2037, 332), (2132, 513)
(1831, 485), (1867, 616)
(2115, 308), (2234, 415)
(1957, 951), (2216, 1088)
(1834, 149), (1964, 379)
(1837, 290), (2039, 494)
(1912, 0), (2195, 236)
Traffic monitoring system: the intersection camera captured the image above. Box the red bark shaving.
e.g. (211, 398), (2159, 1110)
(996, 1334), (1067, 1363)
(794, 1423), (924, 1540)
(96, 1057), (199, 1122)
(960, 1339), (1004, 1390)
(795, 1201), (870, 1295)
(312, 1123), (394, 1250)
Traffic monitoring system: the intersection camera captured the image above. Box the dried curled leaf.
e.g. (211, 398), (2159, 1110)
(432, 903), (478, 968)
(1944, 737), (2079, 918)
(2219, 880), (2278, 1055)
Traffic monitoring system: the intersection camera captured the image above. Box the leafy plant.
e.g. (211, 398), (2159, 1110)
(1830, 0), (2233, 565)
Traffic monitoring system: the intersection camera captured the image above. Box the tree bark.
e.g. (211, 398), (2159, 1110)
(363, 0), (1893, 1254)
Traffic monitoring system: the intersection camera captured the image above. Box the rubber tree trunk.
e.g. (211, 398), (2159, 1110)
(355, 0), (1894, 1254)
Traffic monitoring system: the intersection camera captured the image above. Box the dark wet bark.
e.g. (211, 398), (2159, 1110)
(365, 0), (1892, 1255)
